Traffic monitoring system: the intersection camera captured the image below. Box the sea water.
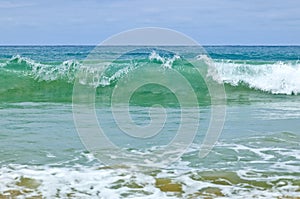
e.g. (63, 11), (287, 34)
(0, 46), (300, 198)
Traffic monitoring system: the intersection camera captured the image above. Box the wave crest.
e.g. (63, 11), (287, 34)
(2, 55), (300, 96)
(214, 60), (300, 95)
(149, 51), (181, 68)
(1, 55), (81, 82)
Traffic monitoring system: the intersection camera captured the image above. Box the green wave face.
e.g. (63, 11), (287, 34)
(0, 49), (212, 106)
(0, 55), (78, 102)
(1, 48), (300, 105)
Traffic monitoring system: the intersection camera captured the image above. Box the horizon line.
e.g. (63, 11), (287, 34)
(1, 44), (300, 47)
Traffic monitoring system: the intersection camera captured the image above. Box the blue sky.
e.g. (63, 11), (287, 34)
(0, 0), (299, 45)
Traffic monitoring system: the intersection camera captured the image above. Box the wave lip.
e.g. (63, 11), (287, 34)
(1, 55), (81, 82)
(214, 60), (300, 95)
(149, 50), (181, 69)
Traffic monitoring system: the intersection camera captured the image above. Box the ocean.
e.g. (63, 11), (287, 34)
(0, 45), (300, 198)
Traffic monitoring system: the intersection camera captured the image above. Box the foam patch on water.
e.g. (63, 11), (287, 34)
(0, 164), (299, 199)
(0, 132), (299, 198)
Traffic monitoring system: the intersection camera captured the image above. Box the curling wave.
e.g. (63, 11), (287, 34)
(1, 54), (300, 103)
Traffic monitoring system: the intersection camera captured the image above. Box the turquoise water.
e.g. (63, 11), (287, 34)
(0, 46), (300, 198)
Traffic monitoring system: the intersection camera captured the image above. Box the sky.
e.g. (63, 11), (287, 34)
(0, 0), (300, 45)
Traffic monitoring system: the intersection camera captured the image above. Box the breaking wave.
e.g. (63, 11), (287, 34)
(1, 53), (300, 103)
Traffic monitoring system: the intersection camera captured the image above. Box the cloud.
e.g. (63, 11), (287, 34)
(0, 0), (299, 44)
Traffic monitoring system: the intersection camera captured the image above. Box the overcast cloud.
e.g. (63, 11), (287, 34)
(0, 0), (299, 45)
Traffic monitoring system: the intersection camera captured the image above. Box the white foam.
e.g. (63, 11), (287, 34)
(1, 163), (299, 198)
(0, 165), (157, 198)
(149, 51), (180, 69)
(213, 60), (300, 95)
(3, 55), (81, 82)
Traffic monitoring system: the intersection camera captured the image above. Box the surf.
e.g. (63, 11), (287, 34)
(1, 53), (300, 103)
